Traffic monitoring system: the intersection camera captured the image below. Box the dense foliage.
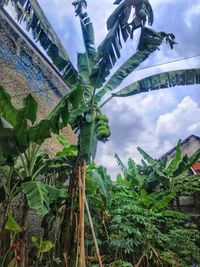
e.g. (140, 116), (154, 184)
(1, 133), (200, 267)
(85, 151), (200, 267)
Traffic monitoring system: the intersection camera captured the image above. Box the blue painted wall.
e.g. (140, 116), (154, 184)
(0, 13), (68, 107)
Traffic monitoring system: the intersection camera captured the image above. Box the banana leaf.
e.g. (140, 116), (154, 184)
(73, 0), (97, 83)
(0, 85), (18, 126)
(151, 192), (176, 212)
(80, 120), (97, 162)
(21, 181), (67, 215)
(0, 84), (87, 149)
(113, 68), (200, 97)
(79, 11), (96, 64)
(137, 146), (160, 168)
(95, 28), (166, 102)
(166, 140), (182, 176)
(173, 148), (200, 177)
(21, 181), (50, 215)
(0, 86), (38, 156)
(115, 153), (128, 173)
(90, 1), (154, 88)
(5, 212), (22, 233)
(32, 236), (54, 253)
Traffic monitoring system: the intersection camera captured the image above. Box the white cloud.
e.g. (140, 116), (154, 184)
(156, 96), (200, 139)
(185, 2), (200, 28)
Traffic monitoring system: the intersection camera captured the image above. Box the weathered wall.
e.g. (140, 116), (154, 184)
(0, 8), (77, 154)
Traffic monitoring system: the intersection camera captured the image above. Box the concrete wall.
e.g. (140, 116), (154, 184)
(0, 8), (77, 153)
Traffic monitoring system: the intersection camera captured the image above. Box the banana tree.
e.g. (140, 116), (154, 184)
(115, 140), (200, 193)
(1, 0), (199, 266)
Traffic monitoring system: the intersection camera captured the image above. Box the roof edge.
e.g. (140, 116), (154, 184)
(158, 134), (200, 160)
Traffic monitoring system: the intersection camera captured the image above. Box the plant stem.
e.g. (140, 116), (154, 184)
(0, 247), (11, 267)
(85, 197), (103, 267)
(100, 95), (114, 108)
(20, 199), (29, 267)
(79, 159), (86, 267)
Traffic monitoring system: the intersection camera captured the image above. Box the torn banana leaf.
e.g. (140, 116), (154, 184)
(90, 0), (154, 88)
(95, 27), (165, 102)
(113, 68), (200, 97)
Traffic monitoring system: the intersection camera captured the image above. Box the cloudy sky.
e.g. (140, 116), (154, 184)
(7, 0), (200, 177)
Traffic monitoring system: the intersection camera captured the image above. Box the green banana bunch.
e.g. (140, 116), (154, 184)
(95, 114), (111, 142)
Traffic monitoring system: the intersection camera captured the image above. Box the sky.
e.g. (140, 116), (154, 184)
(6, 0), (200, 178)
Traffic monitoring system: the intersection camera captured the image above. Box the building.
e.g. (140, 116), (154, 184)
(159, 135), (200, 161)
(159, 135), (200, 214)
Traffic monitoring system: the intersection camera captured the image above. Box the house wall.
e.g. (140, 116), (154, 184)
(166, 136), (200, 161)
(164, 136), (200, 213)
(0, 8), (77, 153)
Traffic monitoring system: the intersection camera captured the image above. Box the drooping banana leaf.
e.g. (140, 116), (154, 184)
(95, 28), (172, 102)
(21, 181), (67, 215)
(0, 84), (87, 149)
(45, 184), (68, 203)
(113, 68), (200, 97)
(30, 84), (86, 144)
(80, 120), (97, 163)
(107, 0), (132, 31)
(90, 0), (154, 88)
(109, 0), (154, 30)
(2, 0), (78, 86)
(0, 86), (38, 156)
(131, 0), (154, 29)
(14, 94), (38, 146)
(29, 93), (70, 144)
(21, 181), (50, 215)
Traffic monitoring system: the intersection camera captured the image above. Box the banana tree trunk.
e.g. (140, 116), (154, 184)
(77, 157), (86, 267)
(19, 199), (29, 267)
(58, 154), (86, 267)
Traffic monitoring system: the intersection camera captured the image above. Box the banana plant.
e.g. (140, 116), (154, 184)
(1, 0), (199, 266)
(115, 140), (200, 195)
(1, 0), (181, 164)
(1, 0), (199, 163)
(0, 86), (72, 267)
(137, 140), (200, 194)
